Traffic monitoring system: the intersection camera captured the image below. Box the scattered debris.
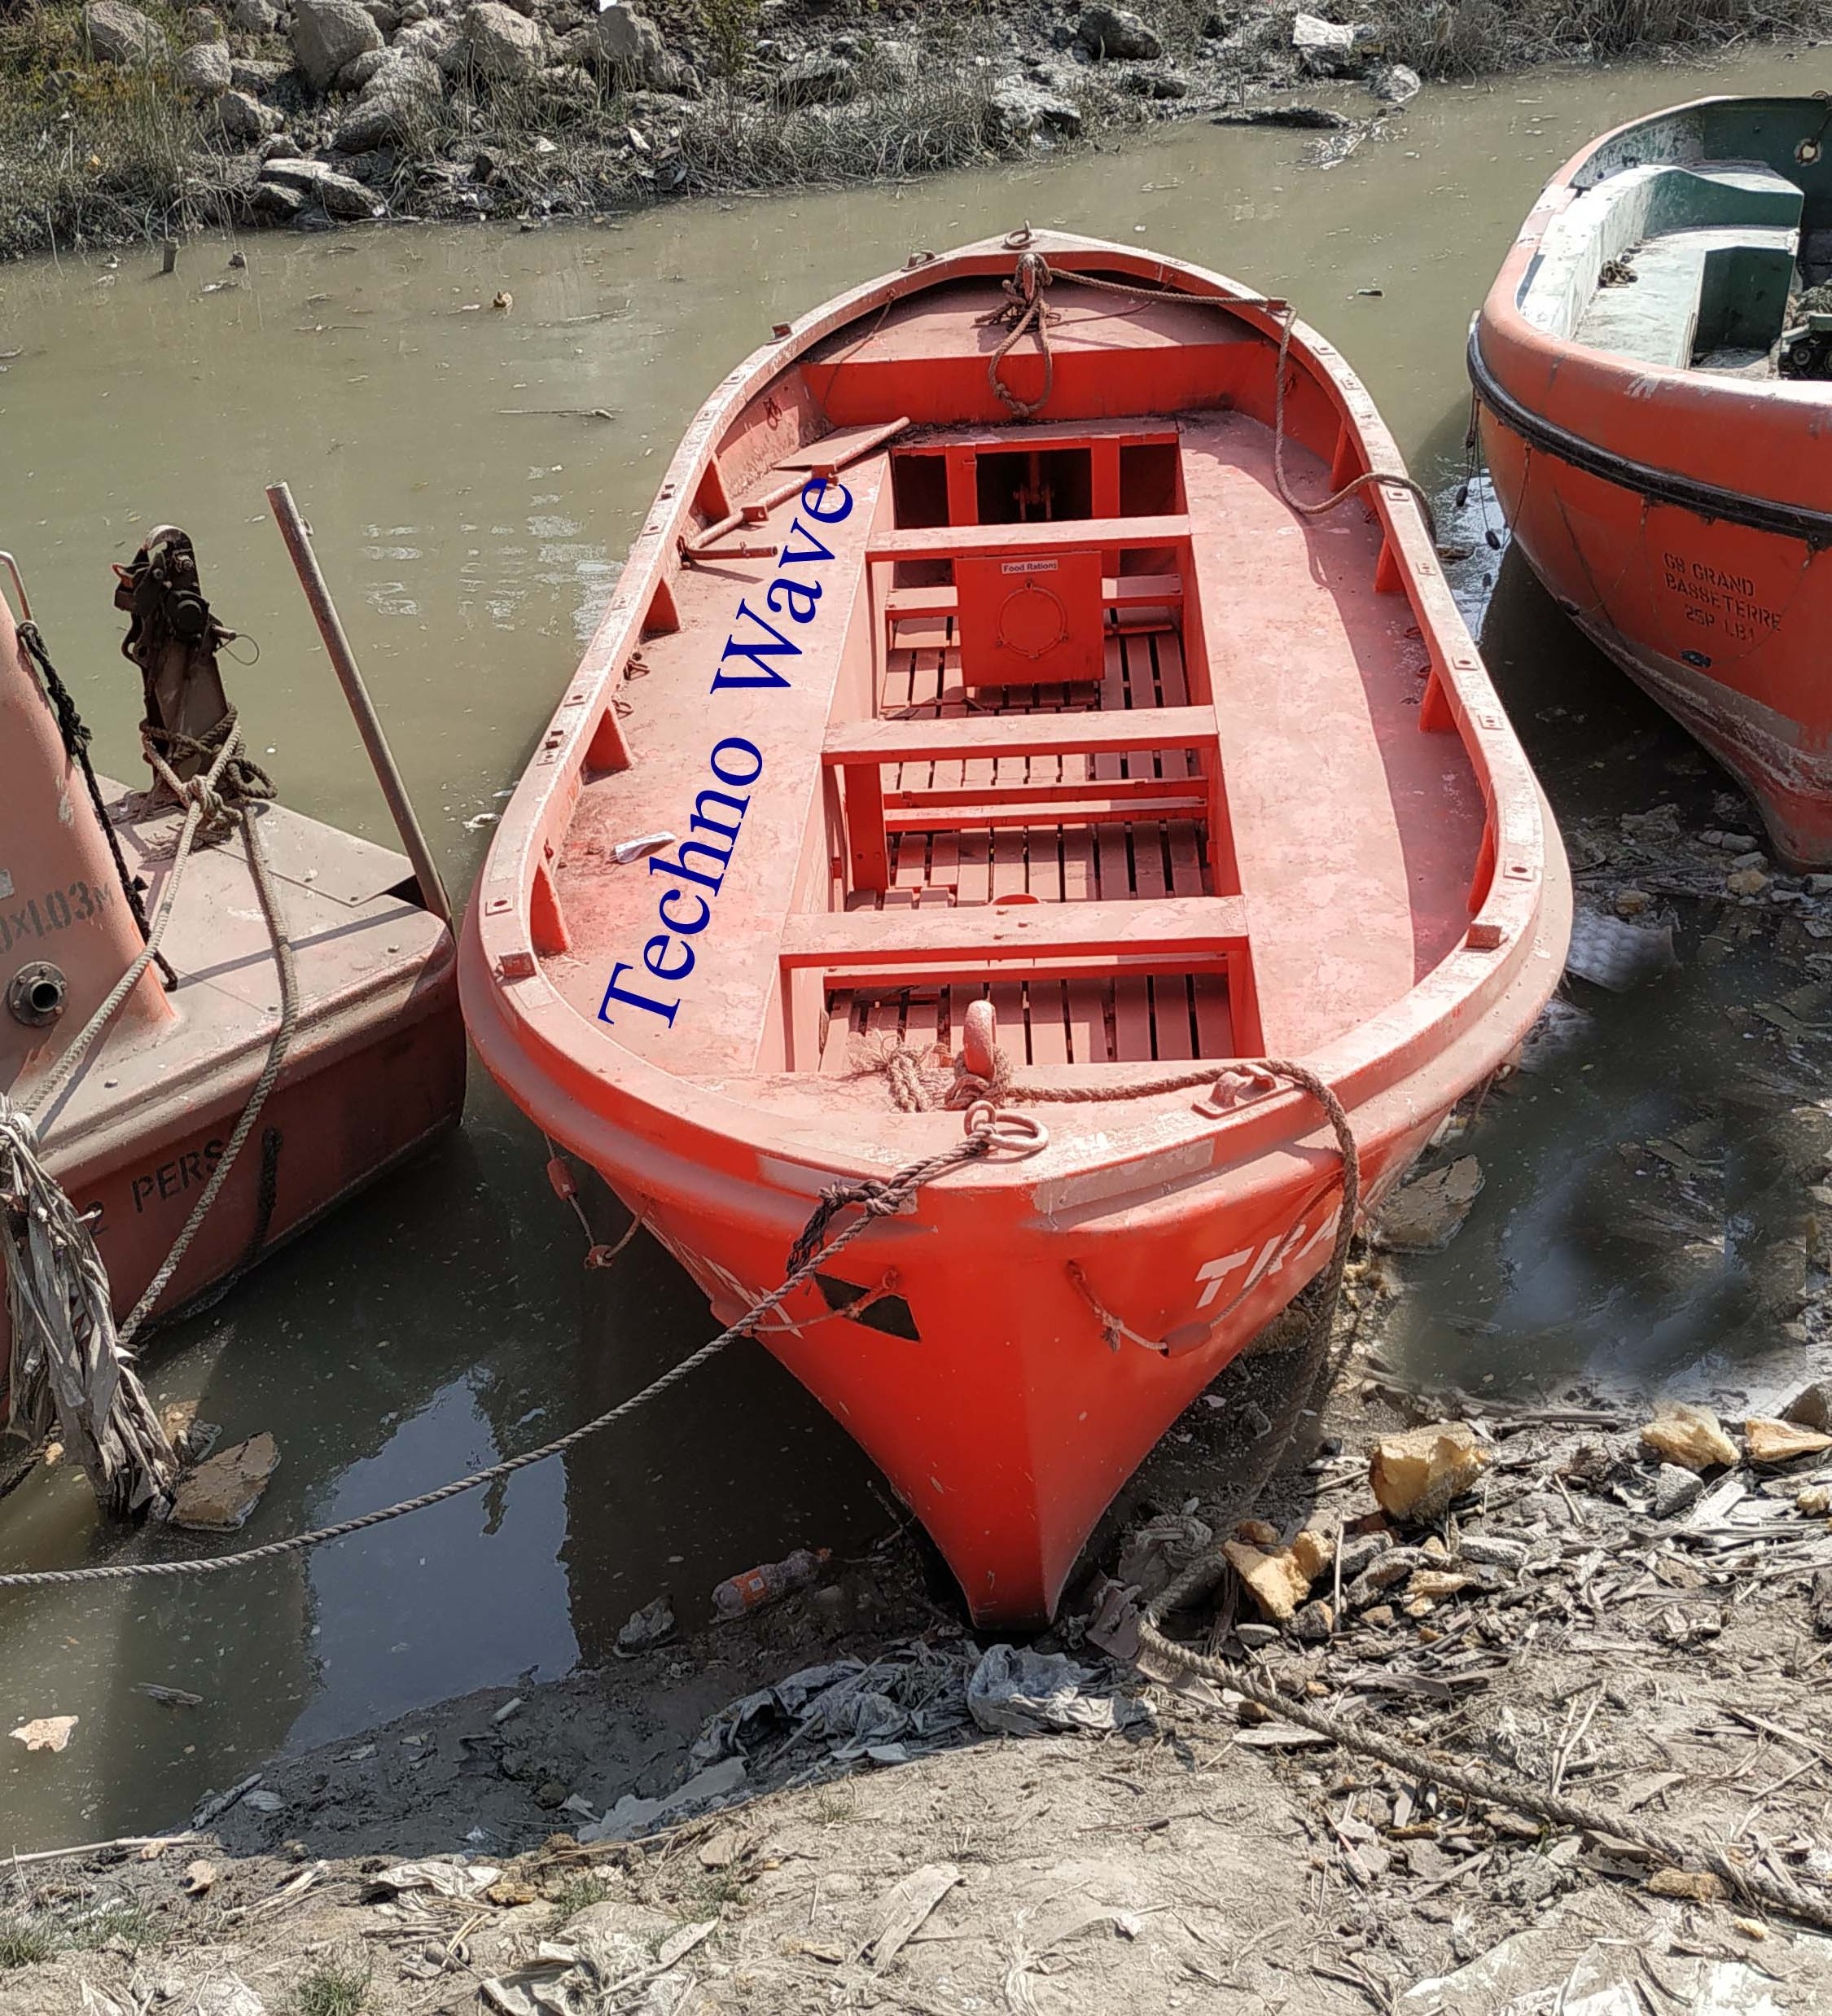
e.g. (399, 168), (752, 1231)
(857, 1862), (961, 1972)
(1746, 1416), (1832, 1463)
(183, 1857), (217, 1895)
(711, 1546), (831, 1619)
(134, 1682), (204, 1707)
(169, 1431), (280, 1532)
(1565, 907), (1679, 991)
(370, 1857), (502, 1900)
(614, 1593), (677, 1655)
(966, 1643), (1150, 1736)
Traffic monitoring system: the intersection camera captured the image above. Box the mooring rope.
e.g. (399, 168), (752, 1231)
(0, 1125), (1023, 1589)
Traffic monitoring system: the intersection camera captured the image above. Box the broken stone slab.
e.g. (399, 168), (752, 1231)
(1369, 1155), (1483, 1252)
(1368, 1423), (1488, 1522)
(169, 1432), (279, 1532)
(1221, 1539), (1310, 1622)
(1640, 1404), (1738, 1474)
(1744, 1417), (1832, 1465)
(1652, 1462), (1705, 1519)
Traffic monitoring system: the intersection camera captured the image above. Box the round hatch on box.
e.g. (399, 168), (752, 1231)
(996, 581), (1070, 660)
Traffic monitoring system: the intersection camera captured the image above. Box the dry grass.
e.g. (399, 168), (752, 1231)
(1369, 0), (1832, 73)
(0, 0), (231, 257)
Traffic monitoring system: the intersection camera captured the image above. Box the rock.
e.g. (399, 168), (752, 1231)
(182, 3), (225, 37)
(984, 81), (1082, 146)
(1651, 1462), (1704, 1519)
(392, 16), (457, 62)
(1370, 1155), (1483, 1252)
(569, 0), (661, 78)
(1289, 1526), (1337, 1581)
(773, 50), (854, 103)
(362, 0), (399, 28)
(1289, 1598), (1334, 1643)
(1784, 1381), (1832, 1431)
(1728, 866), (1770, 896)
(82, 0), (167, 63)
(217, 85), (282, 137)
(1798, 1485), (1831, 1516)
(1744, 1417), (1832, 1465)
(1641, 1404), (1739, 1474)
(176, 38), (234, 91)
(1369, 1423), (1488, 1522)
(230, 0), (279, 30)
(231, 54), (285, 85)
(337, 44), (388, 88)
(171, 1432), (281, 1530)
(1365, 59), (1419, 103)
(250, 178), (306, 217)
(1613, 886), (1651, 918)
(1647, 1868), (1725, 1902)
(291, 0), (381, 90)
(333, 50), (439, 146)
(260, 157), (382, 214)
(1075, 4), (1161, 59)
(9, 1715), (77, 1752)
(448, 1), (545, 81)
(1221, 1540), (1311, 1622)
(1406, 1568), (1478, 1601)
(1233, 1517), (1279, 1548)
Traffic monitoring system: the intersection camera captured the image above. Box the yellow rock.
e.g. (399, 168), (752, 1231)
(1796, 1485), (1831, 1517)
(1221, 1540), (1311, 1623)
(1407, 1569), (1478, 1602)
(1233, 1518), (1281, 1549)
(1640, 1404), (1738, 1473)
(1290, 1527), (1336, 1581)
(1368, 1423), (1488, 1521)
(1744, 1417), (1832, 1466)
(1647, 1867), (1725, 1902)
(1727, 867), (1769, 896)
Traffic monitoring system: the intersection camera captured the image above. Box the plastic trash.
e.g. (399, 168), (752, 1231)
(711, 1546), (831, 1619)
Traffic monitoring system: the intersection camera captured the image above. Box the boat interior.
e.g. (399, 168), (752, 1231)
(1520, 97), (1832, 378)
(545, 268), (1492, 1097)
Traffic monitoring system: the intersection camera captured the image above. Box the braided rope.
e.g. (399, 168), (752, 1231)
(1271, 302), (1440, 546)
(0, 1135), (997, 1590)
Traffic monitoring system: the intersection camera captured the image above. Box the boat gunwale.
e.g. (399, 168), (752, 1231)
(460, 230), (1562, 1190)
(1475, 93), (1832, 525)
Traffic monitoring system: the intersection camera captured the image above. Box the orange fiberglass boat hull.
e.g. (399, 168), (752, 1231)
(0, 568), (464, 1396)
(462, 232), (1570, 1625)
(1473, 95), (1832, 866)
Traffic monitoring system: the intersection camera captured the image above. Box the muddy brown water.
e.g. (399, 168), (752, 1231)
(0, 47), (1825, 1851)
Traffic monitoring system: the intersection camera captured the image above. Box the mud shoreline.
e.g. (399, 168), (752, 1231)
(2, 0), (1830, 261)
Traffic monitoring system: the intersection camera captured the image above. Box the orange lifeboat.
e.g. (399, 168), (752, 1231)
(1474, 94), (1832, 866)
(0, 535), (464, 1468)
(461, 232), (1571, 1626)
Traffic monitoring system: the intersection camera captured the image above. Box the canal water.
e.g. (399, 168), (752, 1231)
(1, 46), (1825, 1849)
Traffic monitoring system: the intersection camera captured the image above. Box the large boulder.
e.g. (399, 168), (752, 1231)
(230, 0), (279, 32)
(566, 0), (661, 80)
(217, 85), (284, 140)
(333, 48), (440, 148)
(447, 0), (545, 80)
(81, 0), (167, 64)
(291, 0), (382, 90)
(176, 37), (234, 90)
(1074, 5), (1161, 59)
(984, 80), (1080, 147)
(231, 53), (286, 85)
(182, 5), (225, 40)
(772, 50), (853, 104)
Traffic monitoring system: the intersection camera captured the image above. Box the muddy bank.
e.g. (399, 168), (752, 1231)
(4, 0), (1831, 259)
(10, 1334), (1832, 2013)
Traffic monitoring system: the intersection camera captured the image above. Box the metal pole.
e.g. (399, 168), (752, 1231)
(264, 482), (452, 926)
